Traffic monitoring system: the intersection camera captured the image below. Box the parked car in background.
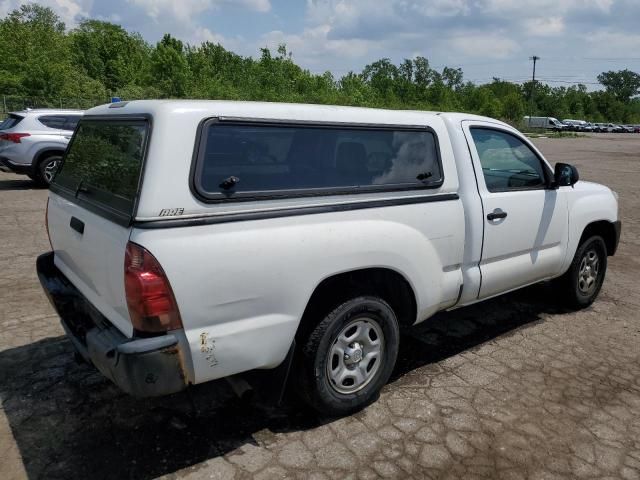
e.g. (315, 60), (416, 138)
(38, 100), (621, 416)
(523, 116), (565, 131)
(562, 119), (585, 131)
(594, 123), (617, 133)
(620, 125), (635, 133)
(0, 109), (83, 186)
(564, 120), (597, 132)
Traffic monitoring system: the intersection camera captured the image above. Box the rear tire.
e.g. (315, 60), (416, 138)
(35, 154), (63, 187)
(556, 235), (607, 309)
(296, 296), (399, 417)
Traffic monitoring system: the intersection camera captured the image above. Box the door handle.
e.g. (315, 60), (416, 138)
(487, 210), (507, 221)
(70, 216), (84, 234)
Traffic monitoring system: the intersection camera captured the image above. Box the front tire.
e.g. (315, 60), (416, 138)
(297, 296), (400, 416)
(557, 235), (607, 309)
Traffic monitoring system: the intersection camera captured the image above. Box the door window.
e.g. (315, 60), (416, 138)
(63, 115), (82, 131)
(39, 115), (67, 129)
(470, 128), (547, 192)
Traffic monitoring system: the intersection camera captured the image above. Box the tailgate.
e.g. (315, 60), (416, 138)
(48, 118), (149, 337)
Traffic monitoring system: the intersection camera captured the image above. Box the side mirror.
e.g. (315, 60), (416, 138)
(554, 162), (579, 188)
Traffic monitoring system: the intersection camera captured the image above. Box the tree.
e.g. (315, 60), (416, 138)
(338, 72), (371, 105)
(597, 69), (640, 103)
(441, 67), (463, 90)
(361, 58), (399, 101)
(0, 5), (71, 96)
(501, 92), (525, 122)
(149, 34), (190, 97)
(70, 20), (150, 93)
(1, 4), (640, 124)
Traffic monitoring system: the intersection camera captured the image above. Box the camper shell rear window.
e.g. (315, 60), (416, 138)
(192, 119), (443, 202)
(51, 117), (149, 225)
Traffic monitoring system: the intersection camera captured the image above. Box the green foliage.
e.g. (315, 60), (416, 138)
(501, 93), (525, 122)
(0, 4), (72, 96)
(150, 34), (191, 97)
(597, 69), (640, 103)
(71, 20), (151, 93)
(1, 4), (639, 124)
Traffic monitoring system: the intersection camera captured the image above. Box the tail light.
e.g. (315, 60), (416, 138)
(0, 132), (30, 143)
(124, 242), (183, 334)
(45, 198), (52, 250)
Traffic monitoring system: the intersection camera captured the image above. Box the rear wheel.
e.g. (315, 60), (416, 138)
(297, 296), (399, 416)
(556, 235), (607, 309)
(35, 154), (63, 187)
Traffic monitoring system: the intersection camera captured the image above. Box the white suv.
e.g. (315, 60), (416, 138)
(37, 100), (620, 416)
(0, 109), (83, 186)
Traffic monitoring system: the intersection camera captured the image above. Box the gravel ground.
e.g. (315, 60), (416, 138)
(1, 134), (639, 480)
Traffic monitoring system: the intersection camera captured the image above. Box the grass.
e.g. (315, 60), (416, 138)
(523, 131), (583, 139)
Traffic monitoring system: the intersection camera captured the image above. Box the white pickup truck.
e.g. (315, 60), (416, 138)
(37, 100), (621, 416)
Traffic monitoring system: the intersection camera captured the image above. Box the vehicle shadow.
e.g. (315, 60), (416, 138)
(0, 283), (565, 479)
(0, 178), (41, 191)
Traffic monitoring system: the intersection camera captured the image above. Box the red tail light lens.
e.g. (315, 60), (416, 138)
(0, 132), (30, 143)
(124, 242), (183, 334)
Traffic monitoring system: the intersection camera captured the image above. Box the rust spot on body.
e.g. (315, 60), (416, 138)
(199, 332), (219, 367)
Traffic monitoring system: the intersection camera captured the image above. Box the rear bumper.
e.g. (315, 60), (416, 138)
(0, 156), (32, 175)
(36, 252), (188, 397)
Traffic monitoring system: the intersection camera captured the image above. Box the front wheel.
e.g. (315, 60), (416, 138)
(297, 296), (400, 416)
(556, 235), (607, 309)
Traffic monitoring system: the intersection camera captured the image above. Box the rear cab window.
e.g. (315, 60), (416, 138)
(51, 118), (149, 225)
(193, 121), (443, 201)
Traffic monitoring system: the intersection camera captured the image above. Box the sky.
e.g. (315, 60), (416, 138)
(2, 0), (640, 89)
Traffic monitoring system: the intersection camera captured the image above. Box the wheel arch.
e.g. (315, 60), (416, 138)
(580, 220), (619, 256)
(33, 147), (65, 168)
(296, 267), (418, 343)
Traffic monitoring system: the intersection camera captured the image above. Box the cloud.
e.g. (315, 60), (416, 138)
(240, 0), (270, 12)
(584, 30), (640, 56)
(269, 0), (640, 84)
(127, 0), (270, 23)
(262, 25), (376, 69)
(192, 26), (225, 44)
(3, 0), (640, 88)
(123, 0), (268, 46)
(449, 33), (520, 59)
(0, 0), (91, 26)
(523, 16), (565, 36)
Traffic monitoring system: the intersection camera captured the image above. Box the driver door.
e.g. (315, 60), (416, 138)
(462, 122), (569, 299)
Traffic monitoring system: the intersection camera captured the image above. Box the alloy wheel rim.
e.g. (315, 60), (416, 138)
(326, 317), (384, 395)
(578, 249), (600, 294)
(43, 159), (60, 184)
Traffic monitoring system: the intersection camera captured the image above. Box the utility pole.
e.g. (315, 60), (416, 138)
(528, 56), (540, 128)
